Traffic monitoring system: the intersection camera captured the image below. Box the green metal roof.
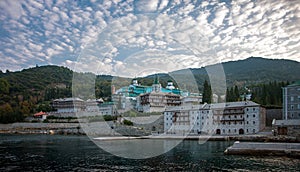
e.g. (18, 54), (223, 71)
(288, 80), (300, 87)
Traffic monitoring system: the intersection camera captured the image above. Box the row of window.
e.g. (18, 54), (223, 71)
(289, 104), (300, 110)
(166, 114), (257, 120)
(166, 120), (257, 126)
(188, 128), (256, 134)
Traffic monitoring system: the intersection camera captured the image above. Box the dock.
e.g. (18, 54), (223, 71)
(224, 141), (300, 158)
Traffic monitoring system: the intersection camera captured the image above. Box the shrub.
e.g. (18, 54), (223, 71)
(123, 119), (133, 126)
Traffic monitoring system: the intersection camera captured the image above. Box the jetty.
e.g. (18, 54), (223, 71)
(224, 141), (300, 158)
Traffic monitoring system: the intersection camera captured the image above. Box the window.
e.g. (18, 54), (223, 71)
(247, 121), (249, 124)
(166, 118), (168, 120)
(253, 108), (255, 111)
(253, 129), (255, 133)
(253, 114), (255, 118)
(246, 108), (249, 111)
(253, 121), (255, 124)
(223, 129), (225, 133)
(291, 105), (294, 110)
(234, 129), (237, 133)
(247, 129), (248, 133)
(247, 115), (249, 118)
(291, 96), (294, 101)
(228, 129), (231, 133)
(298, 104), (300, 110)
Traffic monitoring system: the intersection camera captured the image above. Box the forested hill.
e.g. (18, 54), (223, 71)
(1, 65), (73, 92)
(0, 57), (299, 123)
(189, 57), (300, 87)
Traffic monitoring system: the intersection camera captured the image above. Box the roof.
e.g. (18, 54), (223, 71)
(53, 97), (84, 102)
(273, 119), (300, 126)
(34, 111), (47, 117)
(287, 80), (300, 87)
(203, 101), (259, 109)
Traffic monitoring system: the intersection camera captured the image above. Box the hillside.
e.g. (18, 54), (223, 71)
(0, 57), (299, 123)
(191, 57), (300, 85)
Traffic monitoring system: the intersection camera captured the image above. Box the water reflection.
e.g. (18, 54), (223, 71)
(0, 135), (299, 171)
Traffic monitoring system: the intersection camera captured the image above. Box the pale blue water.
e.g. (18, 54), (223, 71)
(0, 134), (299, 171)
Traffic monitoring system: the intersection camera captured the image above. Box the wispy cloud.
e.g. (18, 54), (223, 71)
(0, 0), (299, 76)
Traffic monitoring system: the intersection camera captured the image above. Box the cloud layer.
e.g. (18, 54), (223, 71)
(0, 0), (299, 76)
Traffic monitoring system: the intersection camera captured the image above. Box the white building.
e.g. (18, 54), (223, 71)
(164, 101), (266, 135)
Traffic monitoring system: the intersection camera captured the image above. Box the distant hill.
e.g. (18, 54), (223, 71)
(1, 57), (299, 97)
(164, 57), (300, 90)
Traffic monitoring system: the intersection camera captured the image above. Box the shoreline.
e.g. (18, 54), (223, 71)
(1, 123), (299, 143)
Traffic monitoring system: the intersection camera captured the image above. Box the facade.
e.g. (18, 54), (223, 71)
(138, 92), (181, 113)
(52, 97), (85, 113)
(113, 76), (201, 113)
(51, 98), (115, 117)
(282, 81), (300, 119)
(164, 101), (266, 135)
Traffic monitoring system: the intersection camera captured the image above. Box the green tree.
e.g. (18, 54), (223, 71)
(202, 80), (212, 103)
(0, 78), (10, 95)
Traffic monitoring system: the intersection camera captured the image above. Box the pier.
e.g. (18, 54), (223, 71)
(224, 141), (300, 158)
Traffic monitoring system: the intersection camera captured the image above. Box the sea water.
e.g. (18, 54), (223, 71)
(0, 134), (299, 171)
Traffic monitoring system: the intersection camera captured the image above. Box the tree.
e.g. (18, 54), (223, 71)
(0, 78), (10, 95)
(234, 86), (240, 101)
(202, 80), (212, 103)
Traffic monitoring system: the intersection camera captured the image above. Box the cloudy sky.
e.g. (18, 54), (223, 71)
(0, 0), (299, 77)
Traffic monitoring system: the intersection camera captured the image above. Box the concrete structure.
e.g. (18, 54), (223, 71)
(138, 92), (181, 113)
(272, 119), (300, 137)
(282, 81), (300, 119)
(52, 98), (85, 113)
(225, 141), (300, 157)
(164, 101), (266, 135)
(50, 98), (115, 117)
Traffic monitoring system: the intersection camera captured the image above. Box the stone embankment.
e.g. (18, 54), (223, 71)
(224, 141), (300, 158)
(0, 123), (84, 135)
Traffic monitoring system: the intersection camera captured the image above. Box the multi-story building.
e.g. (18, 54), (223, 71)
(52, 97), (85, 113)
(282, 81), (300, 119)
(138, 92), (181, 113)
(50, 98), (115, 117)
(164, 101), (266, 135)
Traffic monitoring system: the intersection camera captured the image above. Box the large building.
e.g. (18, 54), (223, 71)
(282, 81), (300, 119)
(113, 75), (202, 113)
(137, 92), (181, 113)
(50, 98), (115, 117)
(164, 101), (266, 135)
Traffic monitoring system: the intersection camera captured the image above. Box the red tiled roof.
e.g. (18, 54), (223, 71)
(34, 111), (47, 117)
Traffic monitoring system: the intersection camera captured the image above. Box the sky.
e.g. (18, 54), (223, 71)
(0, 0), (299, 77)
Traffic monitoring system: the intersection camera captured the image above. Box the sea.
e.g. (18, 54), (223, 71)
(0, 134), (299, 171)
